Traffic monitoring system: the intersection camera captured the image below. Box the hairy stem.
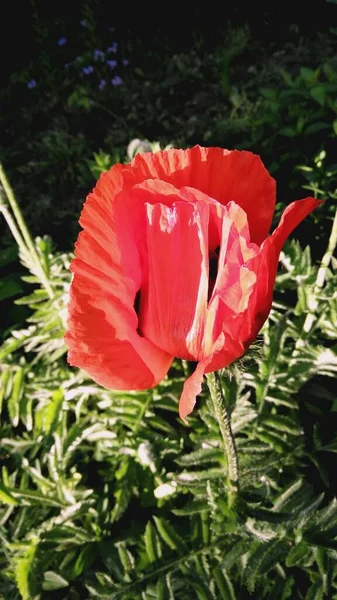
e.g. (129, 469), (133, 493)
(206, 371), (239, 507)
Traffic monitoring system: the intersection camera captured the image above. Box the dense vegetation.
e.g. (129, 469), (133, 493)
(1, 3), (337, 598)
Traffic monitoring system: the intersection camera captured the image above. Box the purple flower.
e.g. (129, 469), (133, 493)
(122, 59), (129, 66)
(94, 49), (105, 61)
(107, 27), (115, 33)
(81, 65), (94, 75)
(107, 59), (117, 70)
(111, 75), (123, 86)
(27, 79), (37, 89)
(80, 19), (87, 27)
(64, 62), (72, 69)
(99, 79), (106, 90)
(107, 42), (118, 54)
(58, 37), (67, 46)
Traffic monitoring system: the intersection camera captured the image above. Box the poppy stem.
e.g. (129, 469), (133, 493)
(206, 371), (239, 508)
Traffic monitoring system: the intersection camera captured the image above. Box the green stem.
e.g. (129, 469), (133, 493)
(0, 204), (27, 252)
(206, 371), (239, 507)
(0, 162), (54, 299)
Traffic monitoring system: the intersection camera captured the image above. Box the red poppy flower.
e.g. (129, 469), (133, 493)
(65, 146), (320, 420)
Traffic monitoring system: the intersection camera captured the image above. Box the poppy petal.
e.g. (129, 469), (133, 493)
(204, 196), (322, 373)
(139, 200), (209, 360)
(179, 333), (225, 421)
(129, 146), (276, 244)
(65, 166), (173, 390)
(245, 196), (323, 341)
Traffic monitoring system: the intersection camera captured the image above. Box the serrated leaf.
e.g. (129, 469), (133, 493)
(263, 415), (301, 435)
(15, 539), (38, 600)
(305, 581), (325, 600)
(116, 542), (135, 573)
(213, 566), (236, 600)
(174, 468), (223, 485)
(273, 479), (304, 510)
(245, 540), (288, 592)
(222, 538), (255, 570)
(175, 447), (223, 466)
(172, 500), (209, 516)
(11, 488), (66, 507)
(247, 507), (290, 524)
(256, 430), (291, 453)
(153, 517), (187, 554)
(15, 289), (50, 305)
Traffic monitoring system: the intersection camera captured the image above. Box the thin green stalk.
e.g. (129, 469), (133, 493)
(293, 207), (337, 357)
(206, 371), (239, 508)
(0, 162), (54, 299)
(0, 205), (27, 252)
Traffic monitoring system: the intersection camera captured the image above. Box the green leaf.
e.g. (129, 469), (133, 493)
(305, 582), (325, 600)
(43, 388), (64, 435)
(222, 538), (254, 570)
(153, 516), (187, 554)
(175, 447), (223, 466)
(300, 67), (315, 81)
(68, 544), (97, 578)
(263, 415), (302, 435)
(286, 541), (310, 566)
(174, 468), (223, 485)
(279, 127), (297, 138)
(15, 539), (38, 600)
(144, 521), (161, 563)
(256, 430), (291, 453)
(272, 479), (303, 510)
(116, 542), (135, 573)
(305, 122), (330, 134)
(8, 366), (24, 427)
(310, 86), (326, 106)
(260, 88), (276, 100)
(213, 566), (236, 600)
(42, 525), (93, 544)
(15, 289), (50, 305)
(0, 482), (20, 505)
(10, 488), (66, 507)
(42, 571), (69, 591)
(245, 540), (288, 592)
(172, 500), (209, 516)
(0, 275), (23, 301)
(0, 367), (10, 419)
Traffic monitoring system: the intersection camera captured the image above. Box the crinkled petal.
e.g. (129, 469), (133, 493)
(205, 196), (322, 373)
(203, 202), (259, 354)
(244, 196), (323, 342)
(65, 166), (173, 390)
(127, 146), (276, 244)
